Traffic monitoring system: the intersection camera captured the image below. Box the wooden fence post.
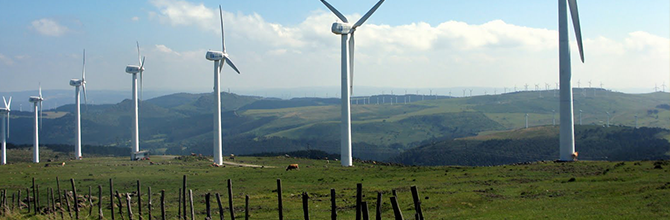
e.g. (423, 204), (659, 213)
(32, 178), (36, 214)
(182, 175), (187, 220)
(216, 193), (224, 220)
(56, 177), (62, 212)
(390, 197), (403, 220)
(302, 192), (309, 220)
(205, 193), (211, 220)
(375, 192), (382, 220)
(148, 187), (152, 220)
(356, 183), (362, 220)
(160, 190), (166, 220)
(244, 195), (249, 220)
(65, 190), (73, 219)
(126, 193), (133, 220)
(71, 178), (79, 219)
(189, 189), (194, 220)
(362, 201), (370, 220)
(137, 180), (142, 220)
(410, 186), (423, 220)
(98, 185), (103, 220)
(330, 189), (336, 220)
(277, 179), (283, 220)
(110, 179), (115, 220)
(116, 191), (124, 220)
(227, 179), (235, 220)
(89, 186), (94, 216)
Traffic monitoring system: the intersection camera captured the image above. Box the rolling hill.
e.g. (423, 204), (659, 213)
(4, 89), (669, 163)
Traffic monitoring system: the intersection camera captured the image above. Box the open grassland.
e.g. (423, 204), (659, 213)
(0, 155), (668, 219)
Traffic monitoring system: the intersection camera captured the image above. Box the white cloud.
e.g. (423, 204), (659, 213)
(143, 1), (668, 92)
(132, 16), (140, 21)
(30, 18), (69, 37)
(155, 44), (181, 55)
(0, 53), (14, 66)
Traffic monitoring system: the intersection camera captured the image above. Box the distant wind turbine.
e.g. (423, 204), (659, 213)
(205, 6), (242, 166)
(1, 96), (11, 165)
(557, 0), (585, 161)
(69, 49), (88, 160)
(28, 85), (44, 163)
(320, 0), (385, 166)
(125, 42), (146, 160)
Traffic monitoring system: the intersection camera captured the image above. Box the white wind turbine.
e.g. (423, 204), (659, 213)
(558, 0), (585, 161)
(69, 49), (88, 160)
(206, 5), (241, 166)
(320, 0), (385, 166)
(125, 42), (146, 159)
(1, 96), (11, 165)
(28, 86), (44, 163)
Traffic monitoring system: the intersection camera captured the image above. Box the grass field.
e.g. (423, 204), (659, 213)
(0, 154), (669, 219)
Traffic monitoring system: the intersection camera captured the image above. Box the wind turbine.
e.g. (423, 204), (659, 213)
(558, 0), (585, 161)
(28, 86), (44, 163)
(320, 0), (385, 166)
(1, 96), (11, 165)
(125, 42), (146, 159)
(206, 5), (242, 166)
(525, 113), (529, 129)
(69, 49), (88, 160)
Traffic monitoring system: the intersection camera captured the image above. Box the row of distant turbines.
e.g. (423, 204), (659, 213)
(2, 0), (585, 166)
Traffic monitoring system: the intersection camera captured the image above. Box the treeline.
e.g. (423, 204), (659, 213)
(246, 149), (341, 160)
(6, 143), (129, 157)
(391, 126), (670, 166)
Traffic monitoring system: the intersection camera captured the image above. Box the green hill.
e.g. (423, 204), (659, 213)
(391, 125), (670, 166)
(5, 89), (669, 163)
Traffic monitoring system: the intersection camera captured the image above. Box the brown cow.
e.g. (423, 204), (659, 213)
(572, 152), (579, 161)
(286, 164), (299, 171)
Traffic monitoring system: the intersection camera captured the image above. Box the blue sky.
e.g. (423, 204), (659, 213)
(0, 0), (668, 98)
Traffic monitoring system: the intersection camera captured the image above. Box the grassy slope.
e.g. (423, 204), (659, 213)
(0, 155), (668, 219)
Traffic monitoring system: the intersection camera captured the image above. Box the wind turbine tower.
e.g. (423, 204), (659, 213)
(28, 86), (44, 163)
(125, 42), (146, 159)
(69, 49), (88, 160)
(206, 6), (242, 166)
(558, 0), (585, 161)
(579, 109), (583, 125)
(525, 113), (529, 129)
(1, 97), (11, 165)
(606, 111), (610, 127)
(320, 0), (385, 166)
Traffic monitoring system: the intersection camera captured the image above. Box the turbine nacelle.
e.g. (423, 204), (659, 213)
(69, 79), (83, 86)
(29, 96), (43, 103)
(206, 51), (227, 61)
(125, 65), (144, 74)
(331, 22), (353, 35)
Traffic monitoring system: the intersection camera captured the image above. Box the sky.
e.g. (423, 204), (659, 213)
(0, 0), (668, 99)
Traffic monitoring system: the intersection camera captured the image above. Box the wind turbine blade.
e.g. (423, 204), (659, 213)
(82, 49), (86, 81)
(137, 41), (142, 65)
(224, 58), (241, 74)
(39, 101), (43, 129)
(568, 0), (584, 63)
(349, 32), (355, 94)
(7, 97), (11, 109)
(320, 0), (348, 23)
(219, 5), (226, 53)
(140, 56), (145, 100)
(82, 84), (88, 106)
(6, 112), (9, 139)
(39, 84), (42, 99)
(2, 97), (6, 109)
(353, 0), (385, 28)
